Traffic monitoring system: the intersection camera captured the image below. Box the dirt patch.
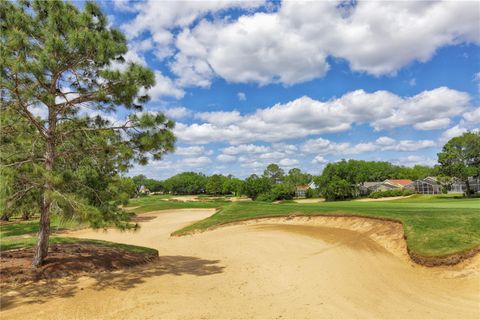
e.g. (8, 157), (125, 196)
(130, 215), (157, 222)
(293, 198), (325, 203)
(408, 246), (480, 267)
(0, 243), (158, 284)
(355, 195), (414, 202)
(171, 195), (200, 202)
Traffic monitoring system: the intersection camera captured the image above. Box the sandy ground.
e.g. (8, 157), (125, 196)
(170, 195), (200, 202)
(2, 209), (479, 319)
(355, 195), (414, 202)
(294, 198), (325, 203)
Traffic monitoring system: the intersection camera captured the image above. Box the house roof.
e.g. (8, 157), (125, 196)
(414, 178), (439, 186)
(362, 182), (382, 188)
(385, 179), (413, 186)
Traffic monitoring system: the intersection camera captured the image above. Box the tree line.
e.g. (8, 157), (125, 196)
(130, 161), (433, 201)
(131, 164), (312, 200)
(130, 131), (480, 202)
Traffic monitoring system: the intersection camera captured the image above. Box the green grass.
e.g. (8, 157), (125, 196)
(0, 215), (82, 238)
(0, 236), (158, 254)
(170, 195), (480, 258)
(126, 194), (229, 214)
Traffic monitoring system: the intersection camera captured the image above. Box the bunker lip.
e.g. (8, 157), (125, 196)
(173, 213), (480, 268)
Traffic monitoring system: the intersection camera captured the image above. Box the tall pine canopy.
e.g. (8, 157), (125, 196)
(0, 0), (175, 266)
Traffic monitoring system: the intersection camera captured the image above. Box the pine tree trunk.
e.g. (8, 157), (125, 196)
(32, 198), (50, 267)
(32, 132), (55, 268)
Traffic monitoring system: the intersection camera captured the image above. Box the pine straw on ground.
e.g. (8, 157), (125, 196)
(0, 243), (158, 283)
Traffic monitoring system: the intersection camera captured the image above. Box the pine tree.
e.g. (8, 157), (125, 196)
(1, 0), (175, 267)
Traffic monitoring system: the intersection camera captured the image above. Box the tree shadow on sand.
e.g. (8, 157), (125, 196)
(0, 255), (225, 311)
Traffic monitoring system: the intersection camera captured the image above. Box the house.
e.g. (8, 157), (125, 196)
(308, 181), (317, 189)
(295, 185), (309, 198)
(137, 185), (150, 195)
(384, 179), (413, 188)
(369, 179), (413, 192)
(449, 176), (480, 194)
(359, 182), (382, 195)
(410, 177), (441, 194)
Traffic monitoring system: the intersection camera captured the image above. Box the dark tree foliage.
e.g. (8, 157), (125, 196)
(438, 131), (480, 197)
(206, 174), (227, 195)
(285, 168), (312, 186)
(256, 183), (296, 202)
(132, 175), (164, 192)
(242, 174), (272, 200)
(1, 0), (175, 266)
(222, 177), (243, 196)
(263, 163), (285, 184)
(163, 172), (207, 195)
(322, 178), (356, 201)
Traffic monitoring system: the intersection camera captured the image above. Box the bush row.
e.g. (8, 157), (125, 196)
(369, 189), (414, 199)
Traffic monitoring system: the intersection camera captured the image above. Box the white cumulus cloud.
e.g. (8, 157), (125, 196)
(175, 87), (470, 144)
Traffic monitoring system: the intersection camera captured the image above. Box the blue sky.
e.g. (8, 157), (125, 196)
(94, 0), (479, 180)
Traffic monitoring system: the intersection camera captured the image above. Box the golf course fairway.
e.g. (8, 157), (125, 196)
(2, 208), (478, 319)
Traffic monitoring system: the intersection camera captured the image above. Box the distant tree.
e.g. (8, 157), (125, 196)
(397, 165), (436, 180)
(163, 172), (206, 194)
(263, 163), (285, 184)
(256, 183), (296, 202)
(438, 132), (480, 197)
(242, 174), (272, 200)
(1, 0), (175, 266)
(206, 174), (226, 195)
(132, 175), (148, 187)
(322, 178), (356, 201)
(285, 168), (311, 186)
(222, 177), (243, 196)
(132, 175), (163, 193)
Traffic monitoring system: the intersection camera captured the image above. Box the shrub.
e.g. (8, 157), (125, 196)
(305, 188), (319, 198)
(256, 183), (295, 202)
(323, 178), (357, 201)
(369, 189), (413, 199)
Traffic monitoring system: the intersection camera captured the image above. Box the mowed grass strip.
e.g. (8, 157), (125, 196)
(126, 195), (229, 214)
(0, 236), (158, 255)
(0, 216), (83, 238)
(170, 195), (480, 258)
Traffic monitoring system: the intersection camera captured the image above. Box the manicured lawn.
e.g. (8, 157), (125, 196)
(170, 195), (480, 258)
(0, 236), (158, 254)
(0, 215), (82, 238)
(126, 195), (229, 214)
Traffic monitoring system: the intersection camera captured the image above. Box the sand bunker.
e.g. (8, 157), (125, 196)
(293, 198), (325, 203)
(2, 208), (479, 319)
(355, 195), (414, 202)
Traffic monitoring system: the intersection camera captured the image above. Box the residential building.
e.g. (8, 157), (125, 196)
(295, 185), (309, 198)
(410, 177), (441, 194)
(359, 182), (382, 195)
(449, 176), (480, 194)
